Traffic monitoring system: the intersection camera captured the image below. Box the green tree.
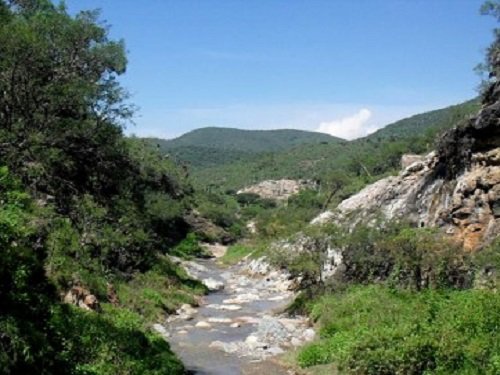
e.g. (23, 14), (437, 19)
(0, 0), (130, 209)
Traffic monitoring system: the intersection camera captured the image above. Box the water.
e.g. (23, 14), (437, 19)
(166, 259), (295, 375)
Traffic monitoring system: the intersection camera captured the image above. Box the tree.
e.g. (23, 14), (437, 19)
(476, 1), (500, 91)
(0, 1), (131, 209)
(320, 170), (351, 210)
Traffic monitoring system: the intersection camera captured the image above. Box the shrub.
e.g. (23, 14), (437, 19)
(299, 286), (500, 374)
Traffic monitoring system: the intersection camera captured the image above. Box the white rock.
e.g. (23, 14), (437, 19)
(267, 346), (285, 355)
(152, 323), (169, 338)
(203, 277), (224, 291)
(291, 337), (302, 347)
(195, 321), (212, 329)
(208, 317), (233, 324)
(267, 295), (286, 301)
(302, 328), (316, 342)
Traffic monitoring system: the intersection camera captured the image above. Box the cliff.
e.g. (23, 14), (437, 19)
(314, 82), (500, 251)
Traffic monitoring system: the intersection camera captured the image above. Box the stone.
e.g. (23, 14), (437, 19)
(206, 304), (242, 311)
(152, 324), (169, 338)
(203, 277), (224, 291)
(63, 286), (99, 311)
(208, 317), (233, 324)
(201, 243), (228, 258)
(195, 321), (212, 329)
(401, 154), (425, 169)
(267, 346), (285, 355)
(302, 328), (315, 342)
(237, 179), (317, 201)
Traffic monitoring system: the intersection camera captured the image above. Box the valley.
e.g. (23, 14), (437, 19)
(0, 1), (499, 375)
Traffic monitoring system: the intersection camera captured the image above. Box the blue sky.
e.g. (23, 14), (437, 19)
(66, 0), (495, 140)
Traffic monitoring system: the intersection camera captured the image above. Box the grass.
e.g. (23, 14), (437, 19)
(116, 255), (207, 321)
(219, 241), (269, 265)
(297, 285), (500, 374)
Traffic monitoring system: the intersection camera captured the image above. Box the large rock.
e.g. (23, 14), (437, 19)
(237, 179), (316, 201)
(63, 286), (99, 311)
(313, 147), (500, 251)
(202, 277), (224, 291)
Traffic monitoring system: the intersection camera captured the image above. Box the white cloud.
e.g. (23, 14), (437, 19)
(316, 108), (377, 140)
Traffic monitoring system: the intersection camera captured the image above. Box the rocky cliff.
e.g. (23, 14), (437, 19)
(314, 82), (500, 251)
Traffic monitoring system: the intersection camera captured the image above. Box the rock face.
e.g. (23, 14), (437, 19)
(313, 84), (500, 251)
(401, 153), (425, 169)
(237, 179), (316, 201)
(314, 148), (499, 250)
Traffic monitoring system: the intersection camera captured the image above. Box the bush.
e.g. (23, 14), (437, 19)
(171, 233), (208, 258)
(338, 222), (472, 290)
(299, 286), (500, 374)
(50, 304), (185, 375)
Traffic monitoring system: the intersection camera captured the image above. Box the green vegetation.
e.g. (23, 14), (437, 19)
(278, 222), (499, 375)
(148, 127), (341, 168)
(220, 244), (255, 265)
(298, 286), (500, 375)
(188, 99), (479, 191)
(0, 1), (202, 373)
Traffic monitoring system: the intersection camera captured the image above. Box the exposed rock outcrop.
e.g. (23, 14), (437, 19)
(314, 147), (499, 250)
(237, 179), (316, 201)
(63, 286), (99, 311)
(312, 82), (500, 251)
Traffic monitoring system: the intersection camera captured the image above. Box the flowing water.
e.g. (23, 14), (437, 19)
(164, 257), (310, 375)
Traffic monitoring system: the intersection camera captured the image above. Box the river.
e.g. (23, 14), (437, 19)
(161, 254), (314, 375)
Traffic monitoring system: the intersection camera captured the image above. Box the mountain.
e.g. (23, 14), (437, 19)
(189, 99), (481, 190)
(368, 98), (479, 140)
(145, 128), (342, 168)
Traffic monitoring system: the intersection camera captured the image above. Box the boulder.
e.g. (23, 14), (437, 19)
(63, 286), (99, 311)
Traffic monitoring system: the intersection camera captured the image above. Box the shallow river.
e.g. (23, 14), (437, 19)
(164, 257), (308, 375)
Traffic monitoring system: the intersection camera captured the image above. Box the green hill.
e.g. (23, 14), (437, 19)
(189, 99), (480, 190)
(146, 128), (342, 168)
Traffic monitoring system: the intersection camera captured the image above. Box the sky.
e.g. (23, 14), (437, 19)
(66, 0), (496, 140)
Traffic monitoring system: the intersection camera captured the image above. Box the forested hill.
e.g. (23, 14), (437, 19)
(369, 98), (479, 140)
(189, 98), (480, 190)
(146, 128), (342, 168)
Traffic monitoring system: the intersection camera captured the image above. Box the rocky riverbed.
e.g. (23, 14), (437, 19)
(154, 249), (314, 375)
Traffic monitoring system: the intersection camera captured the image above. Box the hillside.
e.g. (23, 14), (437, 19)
(190, 99), (480, 190)
(146, 128), (342, 168)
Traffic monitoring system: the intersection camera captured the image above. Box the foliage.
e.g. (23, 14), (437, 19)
(148, 127), (340, 168)
(476, 1), (500, 92)
(329, 222), (473, 290)
(298, 286), (500, 375)
(0, 2), (199, 373)
(472, 238), (500, 289)
(171, 233), (209, 258)
(50, 304), (185, 375)
(187, 99), (479, 192)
